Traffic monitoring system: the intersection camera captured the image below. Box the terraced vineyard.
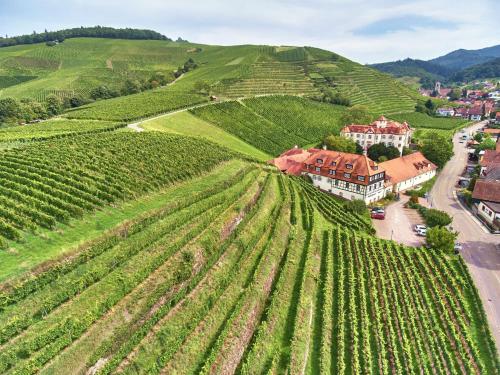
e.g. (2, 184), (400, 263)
(190, 96), (345, 155)
(310, 59), (419, 115)
(0, 159), (497, 375)
(0, 118), (125, 143)
(213, 61), (319, 98)
(390, 112), (470, 130)
(0, 132), (236, 245)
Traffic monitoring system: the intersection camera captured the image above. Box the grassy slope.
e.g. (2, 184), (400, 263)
(142, 111), (270, 161)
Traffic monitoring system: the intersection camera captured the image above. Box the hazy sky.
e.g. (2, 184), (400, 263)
(1, 0), (499, 63)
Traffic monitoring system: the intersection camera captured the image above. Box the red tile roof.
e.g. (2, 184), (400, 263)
(480, 150), (500, 167)
(268, 147), (313, 176)
(472, 179), (500, 203)
(301, 149), (383, 186)
(341, 116), (411, 135)
(379, 152), (437, 185)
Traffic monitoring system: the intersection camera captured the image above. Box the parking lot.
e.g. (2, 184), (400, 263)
(372, 194), (427, 247)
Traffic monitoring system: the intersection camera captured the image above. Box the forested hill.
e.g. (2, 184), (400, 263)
(0, 26), (170, 48)
(369, 43), (500, 84)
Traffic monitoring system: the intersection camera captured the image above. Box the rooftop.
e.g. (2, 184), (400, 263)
(301, 149), (383, 185)
(379, 152), (437, 185)
(341, 116), (411, 135)
(473, 179), (500, 203)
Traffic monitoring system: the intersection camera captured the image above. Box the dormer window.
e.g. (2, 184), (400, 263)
(346, 164), (353, 169)
(329, 169), (335, 175)
(315, 167), (321, 172)
(373, 166), (378, 170)
(357, 176), (365, 181)
(316, 158), (323, 164)
(330, 161), (336, 166)
(344, 172), (351, 178)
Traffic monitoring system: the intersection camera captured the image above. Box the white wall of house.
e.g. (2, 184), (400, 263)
(390, 169), (436, 193)
(304, 172), (386, 203)
(477, 201), (500, 225)
(342, 131), (411, 155)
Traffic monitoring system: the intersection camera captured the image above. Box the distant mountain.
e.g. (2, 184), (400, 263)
(429, 45), (500, 71)
(369, 44), (500, 84)
(370, 58), (452, 82)
(450, 57), (500, 82)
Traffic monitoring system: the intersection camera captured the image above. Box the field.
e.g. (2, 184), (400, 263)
(0, 132), (237, 246)
(0, 118), (125, 143)
(190, 96), (346, 155)
(0, 158), (497, 374)
(390, 112), (470, 130)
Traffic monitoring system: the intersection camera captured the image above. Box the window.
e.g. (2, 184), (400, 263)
(316, 158), (323, 164)
(346, 182), (350, 189)
(344, 172), (351, 178)
(357, 176), (365, 181)
(346, 163), (352, 169)
(329, 169), (335, 175)
(356, 134), (360, 138)
(331, 161), (336, 166)
(335, 179), (339, 186)
(381, 135), (386, 139)
(315, 167), (320, 172)
(356, 185), (360, 191)
(368, 135), (372, 139)
(373, 166), (378, 170)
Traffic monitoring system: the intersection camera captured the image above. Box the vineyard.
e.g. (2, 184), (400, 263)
(0, 118), (125, 143)
(0, 132), (237, 246)
(0, 161), (497, 375)
(390, 112), (470, 130)
(190, 96), (346, 155)
(65, 89), (207, 121)
(309, 59), (419, 115)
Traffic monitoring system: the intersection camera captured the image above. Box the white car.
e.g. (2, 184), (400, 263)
(414, 224), (426, 232)
(454, 243), (463, 253)
(416, 228), (427, 237)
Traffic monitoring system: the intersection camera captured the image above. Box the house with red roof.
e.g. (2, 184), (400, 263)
(268, 146), (315, 176)
(340, 116), (412, 155)
(301, 149), (387, 203)
(379, 152), (437, 193)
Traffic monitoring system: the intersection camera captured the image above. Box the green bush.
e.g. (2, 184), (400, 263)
(344, 199), (367, 215)
(423, 208), (452, 228)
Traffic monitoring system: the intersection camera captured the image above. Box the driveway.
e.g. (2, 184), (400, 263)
(373, 194), (426, 247)
(429, 120), (500, 355)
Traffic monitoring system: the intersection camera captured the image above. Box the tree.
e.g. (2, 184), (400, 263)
(424, 99), (436, 114)
(426, 226), (457, 253)
(0, 98), (21, 123)
(473, 132), (484, 143)
(323, 134), (357, 153)
(421, 132), (453, 168)
(340, 105), (371, 125)
(122, 79), (142, 95)
(367, 143), (400, 162)
(424, 208), (452, 227)
(448, 89), (461, 101)
(344, 199), (367, 214)
(44, 95), (63, 116)
(475, 136), (496, 155)
(194, 80), (211, 95)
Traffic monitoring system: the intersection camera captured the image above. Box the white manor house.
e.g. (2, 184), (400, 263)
(340, 116), (412, 155)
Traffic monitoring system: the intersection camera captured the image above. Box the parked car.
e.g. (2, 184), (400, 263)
(416, 228), (427, 236)
(371, 208), (385, 220)
(454, 243), (463, 254)
(414, 224), (426, 232)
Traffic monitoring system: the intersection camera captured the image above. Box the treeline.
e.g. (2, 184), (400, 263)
(0, 96), (65, 125)
(451, 57), (500, 82)
(0, 26), (170, 48)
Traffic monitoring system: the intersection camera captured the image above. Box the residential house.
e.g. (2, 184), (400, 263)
(436, 107), (455, 117)
(301, 150), (387, 203)
(472, 174), (500, 231)
(340, 116), (412, 155)
(379, 152), (437, 193)
(468, 106), (483, 121)
(496, 112), (500, 125)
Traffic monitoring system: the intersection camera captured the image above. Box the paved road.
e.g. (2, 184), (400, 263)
(373, 194), (425, 247)
(429, 120), (500, 355)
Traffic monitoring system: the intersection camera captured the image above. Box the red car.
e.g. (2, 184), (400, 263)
(371, 208), (385, 220)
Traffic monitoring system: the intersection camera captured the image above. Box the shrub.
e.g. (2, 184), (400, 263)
(344, 199), (367, 215)
(424, 208), (452, 228)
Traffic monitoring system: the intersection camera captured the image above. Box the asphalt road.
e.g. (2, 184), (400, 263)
(429, 120), (500, 356)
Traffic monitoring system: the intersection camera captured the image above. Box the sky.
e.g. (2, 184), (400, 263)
(1, 0), (499, 64)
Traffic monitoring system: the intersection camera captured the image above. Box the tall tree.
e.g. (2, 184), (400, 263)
(340, 105), (371, 125)
(323, 134), (357, 153)
(421, 132), (453, 168)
